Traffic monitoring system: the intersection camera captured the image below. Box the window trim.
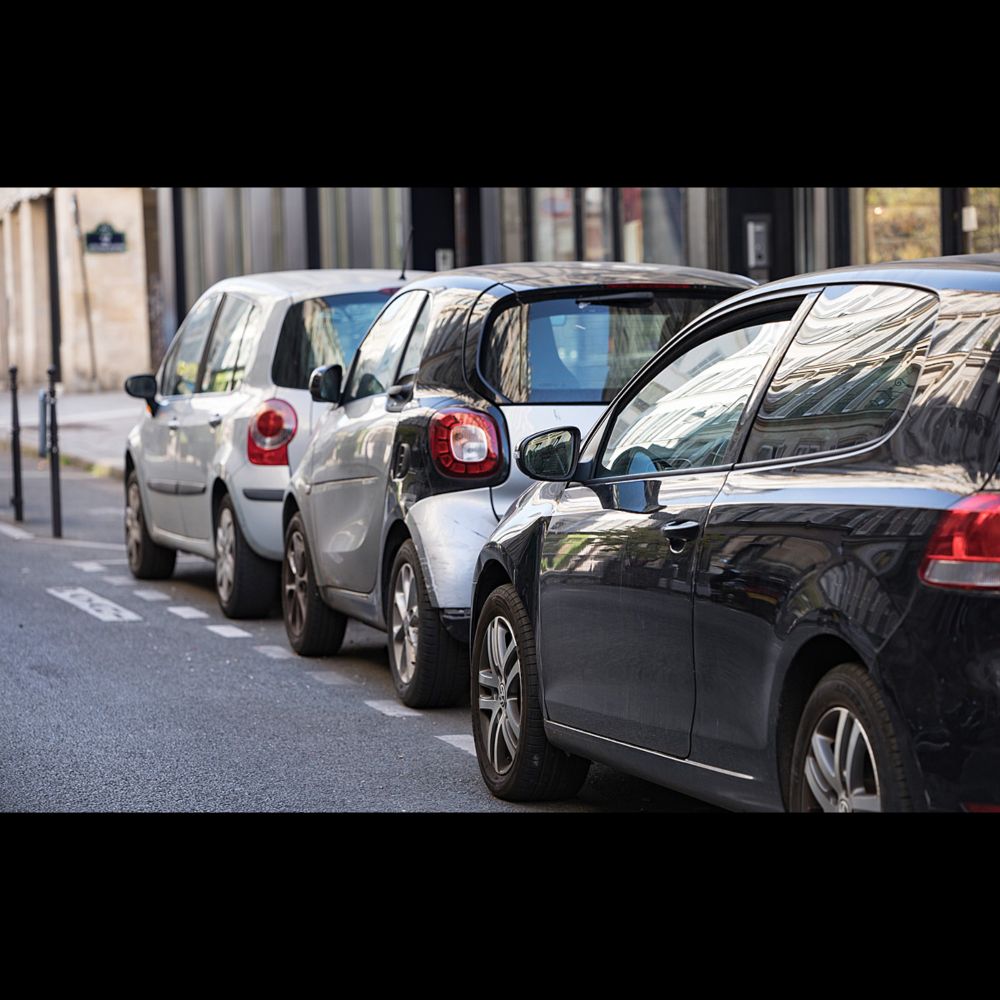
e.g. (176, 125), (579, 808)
(730, 284), (940, 472)
(579, 290), (817, 486)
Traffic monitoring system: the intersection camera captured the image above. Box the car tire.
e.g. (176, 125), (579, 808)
(387, 540), (467, 708)
(471, 583), (590, 801)
(125, 471), (176, 580)
(789, 663), (912, 813)
(215, 493), (278, 619)
(282, 512), (346, 656)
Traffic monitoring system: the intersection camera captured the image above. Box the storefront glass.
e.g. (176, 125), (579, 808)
(532, 187), (575, 260)
(618, 187), (686, 264)
(967, 188), (1000, 253)
(858, 188), (941, 262)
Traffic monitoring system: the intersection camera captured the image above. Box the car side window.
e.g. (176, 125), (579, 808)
(396, 297), (431, 380)
(160, 294), (221, 397)
(200, 296), (256, 393)
(595, 308), (798, 479)
(741, 284), (938, 462)
(344, 292), (426, 401)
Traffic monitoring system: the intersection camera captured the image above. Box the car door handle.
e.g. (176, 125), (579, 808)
(387, 382), (413, 403)
(208, 413), (222, 428)
(167, 418), (180, 432)
(660, 519), (700, 540)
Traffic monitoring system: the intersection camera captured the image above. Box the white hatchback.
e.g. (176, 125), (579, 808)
(123, 269), (424, 617)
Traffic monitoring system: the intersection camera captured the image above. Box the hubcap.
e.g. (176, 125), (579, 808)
(803, 706), (882, 813)
(215, 507), (236, 603)
(283, 529), (309, 636)
(391, 563), (419, 684)
(125, 482), (143, 569)
(478, 615), (521, 776)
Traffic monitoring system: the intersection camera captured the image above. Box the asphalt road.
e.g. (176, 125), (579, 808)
(0, 457), (719, 812)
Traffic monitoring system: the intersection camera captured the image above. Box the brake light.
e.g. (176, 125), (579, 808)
(429, 409), (500, 477)
(248, 399), (297, 466)
(920, 493), (1000, 590)
(379, 287), (401, 296)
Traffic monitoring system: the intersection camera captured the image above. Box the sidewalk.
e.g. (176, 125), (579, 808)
(0, 387), (143, 478)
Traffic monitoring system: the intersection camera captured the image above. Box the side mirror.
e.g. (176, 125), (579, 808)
(309, 364), (343, 405)
(124, 373), (159, 415)
(516, 426), (580, 482)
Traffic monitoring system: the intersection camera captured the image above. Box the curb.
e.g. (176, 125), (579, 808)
(0, 438), (123, 481)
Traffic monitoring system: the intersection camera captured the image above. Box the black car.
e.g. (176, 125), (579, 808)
(471, 254), (1000, 812)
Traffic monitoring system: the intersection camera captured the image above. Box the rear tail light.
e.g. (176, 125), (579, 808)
(429, 409), (500, 477)
(248, 399), (297, 466)
(920, 493), (1000, 590)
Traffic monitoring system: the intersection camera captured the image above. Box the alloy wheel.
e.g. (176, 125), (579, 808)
(215, 506), (236, 603)
(284, 529), (309, 636)
(803, 706), (882, 813)
(478, 615), (522, 776)
(391, 563), (419, 684)
(125, 481), (143, 569)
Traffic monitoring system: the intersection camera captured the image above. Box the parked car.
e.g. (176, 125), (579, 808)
(123, 269), (424, 617)
(281, 262), (753, 705)
(471, 254), (1000, 812)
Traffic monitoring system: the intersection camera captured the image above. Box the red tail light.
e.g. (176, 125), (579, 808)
(248, 399), (297, 466)
(429, 409), (500, 477)
(920, 493), (1000, 590)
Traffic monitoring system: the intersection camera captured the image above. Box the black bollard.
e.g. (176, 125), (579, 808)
(9, 366), (23, 521)
(47, 366), (61, 539)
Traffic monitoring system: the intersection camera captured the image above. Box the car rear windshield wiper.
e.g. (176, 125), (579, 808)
(576, 291), (655, 305)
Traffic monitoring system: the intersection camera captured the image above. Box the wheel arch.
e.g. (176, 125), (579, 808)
(381, 519), (412, 626)
(472, 558), (512, 630)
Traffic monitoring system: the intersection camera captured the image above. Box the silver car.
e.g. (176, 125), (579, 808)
(123, 269), (424, 616)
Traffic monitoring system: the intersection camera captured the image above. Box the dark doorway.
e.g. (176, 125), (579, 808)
(410, 188), (455, 272)
(727, 187), (795, 282)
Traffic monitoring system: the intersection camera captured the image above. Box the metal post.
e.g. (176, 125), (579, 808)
(8, 366), (23, 521)
(47, 365), (61, 539)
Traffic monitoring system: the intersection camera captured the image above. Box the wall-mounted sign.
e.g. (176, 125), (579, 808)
(85, 222), (126, 253)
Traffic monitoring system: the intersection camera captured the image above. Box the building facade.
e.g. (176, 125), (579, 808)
(2, 186), (997, 390)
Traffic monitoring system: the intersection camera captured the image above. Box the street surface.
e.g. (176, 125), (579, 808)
(0, 456), (717, 812)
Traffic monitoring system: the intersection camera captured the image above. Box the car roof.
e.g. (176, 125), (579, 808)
(399, 261), (755, 294)
(751, 253), (1000, 296)
(205, 269), (430, 304)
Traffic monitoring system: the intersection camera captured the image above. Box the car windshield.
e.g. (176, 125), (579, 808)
(272, 290), (395, 389)
(480, 289), (733, 404)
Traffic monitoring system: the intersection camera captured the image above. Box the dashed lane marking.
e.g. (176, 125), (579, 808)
(133, 589), (170, 602)
(206, 624), (252, 638)
(46, 587), (142, 622)
(102, 575), (134, 586)
(0, 523), (33, 540)
(437, 735), (477, 756)
(365, 699), (422, 717)
(305, 670), (354, 686)
(254, 645), (296, 660)
(72, 560), (106, 572)
(167, 606), (209, 620)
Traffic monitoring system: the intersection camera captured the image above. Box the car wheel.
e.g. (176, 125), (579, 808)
(471, 583), (590, 801)
(125, 471), (176, 580)
(282, 512), (346, 656)
(789, 663), (912, 813)
(215, 493), (278, 619)
(387, 539), (466, 708)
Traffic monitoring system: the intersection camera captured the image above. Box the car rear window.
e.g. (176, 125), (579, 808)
(272, 290), (396, 390)
(480, 288), (732, 403)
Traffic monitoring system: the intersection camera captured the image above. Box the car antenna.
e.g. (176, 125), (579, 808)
(399, 226), (414, 281)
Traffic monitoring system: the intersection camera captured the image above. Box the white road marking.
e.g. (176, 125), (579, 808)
(54, 539), (124, 550)
(133, 589), (170, 602)
(437, 734), (477, 756)
(206, 624), (252, 638)
(167, 606), (209, 620)
(84, 506), (124, 517)
(0, 523), (33, 540)
(305, 670), (354, 686)
(102, 575), (134, 586)
(46, 587), (142, 622)
(365, 699), (422, 717)
(254, 645), (296, 660)
(72, 560), (106, 572)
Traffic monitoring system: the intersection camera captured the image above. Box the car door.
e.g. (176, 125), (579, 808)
(537, 297), (811, 758)
(175, 293), (261, 541)
(307, 290), (428, 594)
(142, 293), (221, 536)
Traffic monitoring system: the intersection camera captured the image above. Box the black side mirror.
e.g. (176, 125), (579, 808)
(516, 426), (580, 482)
(309, 364), (343, 405)
(124, 373), (159, 415)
